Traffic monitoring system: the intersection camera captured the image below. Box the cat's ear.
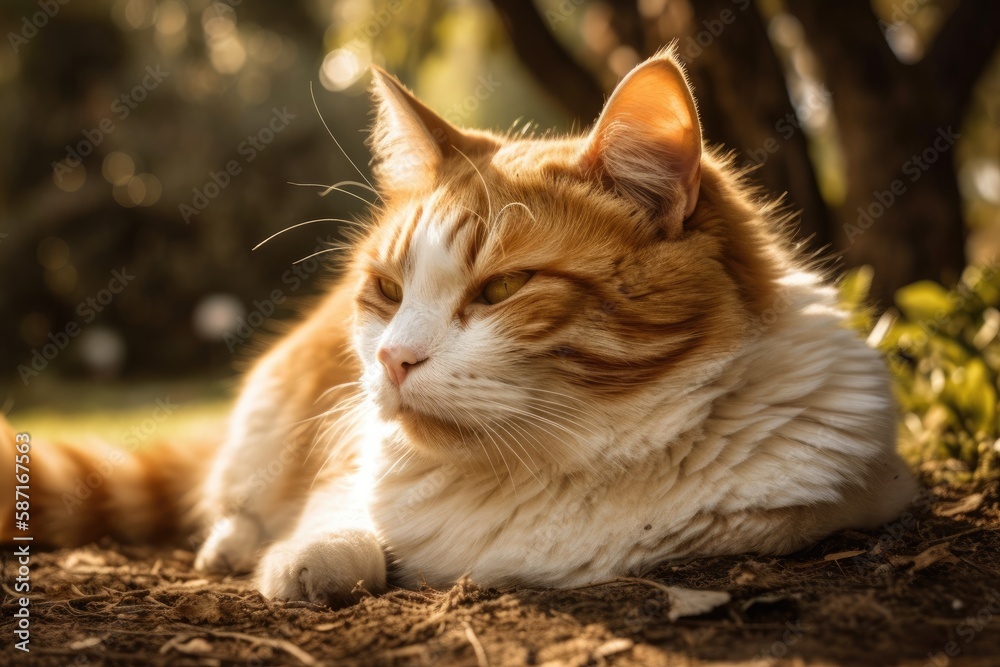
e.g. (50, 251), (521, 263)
(581, 49), (702, 238)
(369, 67), (495, 194)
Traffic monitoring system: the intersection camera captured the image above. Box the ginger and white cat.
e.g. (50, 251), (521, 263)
(3, 50), (916, 604)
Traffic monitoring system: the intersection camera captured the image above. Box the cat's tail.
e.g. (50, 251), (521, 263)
(0, 412), (215, 548)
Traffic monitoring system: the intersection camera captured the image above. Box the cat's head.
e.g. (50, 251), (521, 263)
(350, 49), (783, 468)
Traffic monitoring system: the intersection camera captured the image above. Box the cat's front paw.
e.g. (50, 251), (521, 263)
(256, 529), (387, 605)
(194, 514), (262, 574)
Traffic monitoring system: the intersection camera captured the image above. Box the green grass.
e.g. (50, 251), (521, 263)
(3, 377), (232, 446)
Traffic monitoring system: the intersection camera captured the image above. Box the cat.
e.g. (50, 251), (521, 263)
(2, 48), (916, 605)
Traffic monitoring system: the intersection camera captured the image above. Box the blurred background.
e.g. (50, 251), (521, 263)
(1, 0), (999, 479)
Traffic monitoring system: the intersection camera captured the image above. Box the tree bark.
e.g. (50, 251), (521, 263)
(784, 0), (998, 304)
(490, 0), (606, 124)
(681, 0), (834, 253)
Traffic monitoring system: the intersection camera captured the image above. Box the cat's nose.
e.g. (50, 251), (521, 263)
(377, 344), (427, 387)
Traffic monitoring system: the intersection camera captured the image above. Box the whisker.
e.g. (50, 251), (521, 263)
(326, 179), (379, 196)
(253, 218), (356, 251)
(314, 381), (365, 404)
(309, 399), (369, 465)
(470, 412), (515, 494)
(496, 201), (536, 222)
(454, 148), (492, 224)
(287, 181), (376, 206)
(309, 81), (380, 199)
(496, 416), (558, 501)
(294, 246), (346, 265)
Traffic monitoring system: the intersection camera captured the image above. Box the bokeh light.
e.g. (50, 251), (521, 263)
(53, 161), (86, 193)
(193, 294), (246, 341)
(102, 152), (136, 187)
(37, 237), (71, 271)
(78, 327), (127, 377)
(320, 47), (368, 92)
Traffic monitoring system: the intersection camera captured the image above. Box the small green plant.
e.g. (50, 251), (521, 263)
(840, 264), (1000, 486)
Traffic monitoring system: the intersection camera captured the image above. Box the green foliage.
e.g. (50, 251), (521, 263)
(842, 265), (1000, 486)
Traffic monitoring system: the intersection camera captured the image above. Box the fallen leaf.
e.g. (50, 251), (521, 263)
(615, 577), (731, 621)
(666, 586), (732, 621)
(171, 638), (214, 656)
(937, 493), (984, 517)
(595, 638), (634, 657)
(823, 550), (867, 561)
(69, 637), (102, 651)
(890, 543), (958, 572)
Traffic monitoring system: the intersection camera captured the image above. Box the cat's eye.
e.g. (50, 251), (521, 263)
(378, 277), (403, 303)
(482, 272), (531, 305)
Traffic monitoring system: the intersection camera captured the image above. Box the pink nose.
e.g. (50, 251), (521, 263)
(377, 345), (427, 387)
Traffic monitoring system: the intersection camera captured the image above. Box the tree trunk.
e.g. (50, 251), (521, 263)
(681, 0), (834, 253)
(784, 0), (994, 305)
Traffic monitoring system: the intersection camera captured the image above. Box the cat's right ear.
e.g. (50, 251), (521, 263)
(369, 67), (496, 195)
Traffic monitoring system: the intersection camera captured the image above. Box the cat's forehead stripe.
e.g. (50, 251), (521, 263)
(407, 211), (468, 299)
(389, 197), (487, 273)
(443, 210), (475, 250)
(386, 203), (423, 267)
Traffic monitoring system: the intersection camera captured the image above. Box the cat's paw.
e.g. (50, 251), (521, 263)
(194, 514), (262, 574)
(256, 529), (386, 605)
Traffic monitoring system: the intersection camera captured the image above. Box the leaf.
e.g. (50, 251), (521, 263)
(171, 638), (214, 656)
(665, 586), (732, 621)
(889, 543), (958, 572)
(953, 359), (996, 432)
(839, 266), (874, 307)
(937, 493), (985, 517)
(595, 638), (635, 658)
(895, 281), (955, 323)
(823, 550), (867, 562)
(618, 578), (731, 621)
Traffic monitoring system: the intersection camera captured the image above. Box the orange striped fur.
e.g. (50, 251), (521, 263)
(0, 415), (208, 546)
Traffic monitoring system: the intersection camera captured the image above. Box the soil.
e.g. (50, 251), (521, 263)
(3, 484), (1000, 667)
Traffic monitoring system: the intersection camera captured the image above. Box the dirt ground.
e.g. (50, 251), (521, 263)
(3, 484), (1000, 667)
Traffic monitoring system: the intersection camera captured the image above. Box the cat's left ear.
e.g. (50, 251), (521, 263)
(369, 67), (497, 194)
(581, 49), (702, 238)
